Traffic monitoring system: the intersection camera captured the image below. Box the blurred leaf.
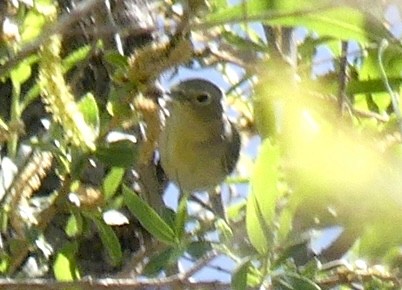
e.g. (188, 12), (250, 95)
(222, 30), (267, 52)
(226, 200), (246, 222)
(175, 193), (188, 241)
(21, 9), (47, 42)
(53, 242), (80, 281)
(267, 6), (390, 43)
(143, 247), (184, 276)
(78, 92), (100, 137)
(187, 241), (212, 259)
(246, 139), (281, 254)
(103, 167), (125, 200)
(65, 212), (83, 238)
(62, 45), (92, 72)
(104, 51), (129, 69)
(106, 84), (136, 117)
(246, 193), (269, 255)
(347, 78), (402, 95)
(207, 1), (390, 43)
(123, 185), (176, 245)
(360, 47), (402, 80)
(10, 60), (32, 88)
(90, 216), (122, 266)
(274, 238), (310, 268)
(0, 254), (9, 273)
(216, 218), (233, 243)
(96, 140), (137, 168)
(273, 272), (320, 290)
(358, 214), (402, 259)
(161, 207), (177, 230)
(232, 260), (250, 290)
(372, 92), (391, 112)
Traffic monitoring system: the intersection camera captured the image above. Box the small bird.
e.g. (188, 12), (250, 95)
(159, 78), (241, 193)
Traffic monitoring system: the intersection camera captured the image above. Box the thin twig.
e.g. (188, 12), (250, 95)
(165, 250), (219, 282)
(337, 41), (349, 114)
(2, 251), (224, 290)
(351, 107), (389, 122)
(0, 277), (230, 290)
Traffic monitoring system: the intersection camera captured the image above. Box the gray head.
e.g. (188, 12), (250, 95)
(168, 78), (224, 122)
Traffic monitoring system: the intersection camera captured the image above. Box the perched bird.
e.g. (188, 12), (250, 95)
(159, 78), (241, 192)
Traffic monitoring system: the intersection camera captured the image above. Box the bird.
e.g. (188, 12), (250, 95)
(159, 78), (241, 193)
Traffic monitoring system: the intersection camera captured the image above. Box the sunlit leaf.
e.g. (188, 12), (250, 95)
(53, 242), (80, 281)
(78, 92), (100, 137)
(206, 1), (390, 43)
(10, 61), (32, 88)
(103, 167), (125, 200)
(62, 45), (92, 72)
(65, 212), (83, 238)
(246, 139), (281, 254)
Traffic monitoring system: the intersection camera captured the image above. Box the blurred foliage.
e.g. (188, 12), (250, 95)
(0, 0), (402, 289)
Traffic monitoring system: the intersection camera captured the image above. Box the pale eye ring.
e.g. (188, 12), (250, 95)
(195, 93), (211, 105)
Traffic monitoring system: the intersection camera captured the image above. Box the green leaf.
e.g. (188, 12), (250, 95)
(273, 272), (321, 290)
(187, 241), (212, 259)
(267, 6), (389, 43)
(347, 78), (402, 95)
(78, 92), (100, 137)
(360, 47), (402, 80)
(10, 60), (32, 88)
(53, 242), (81, 281)
(62, 45), (92, 72)
(216, 218), (233, 243)
(65, 212), (83, 238)
(0, 253), (9, 273)
(206, 1), (390, 43)
(246, 139), (281, 254)
(123, 185), (176, 245)
(103, 167), (125, 200)
(226, 200), (246, 222)
(246, 193), (269, 255)
(104, 51), (129, 69)
(143, 247), (184, 276)
(161, 207), (177, 230)
(175, 193), (189, 241)
(232, 260), (250, 290)
(21, 9), (47, 42)
(96, 140), (138, 168)
(90, 216), (122, 266)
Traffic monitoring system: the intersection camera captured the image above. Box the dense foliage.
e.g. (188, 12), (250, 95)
(0, 0), (402, 289)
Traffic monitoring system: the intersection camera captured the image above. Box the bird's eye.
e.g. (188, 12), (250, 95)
(195, 93), (211, 104)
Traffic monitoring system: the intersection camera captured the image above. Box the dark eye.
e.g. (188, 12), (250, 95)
(195, 93), (211, 104)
